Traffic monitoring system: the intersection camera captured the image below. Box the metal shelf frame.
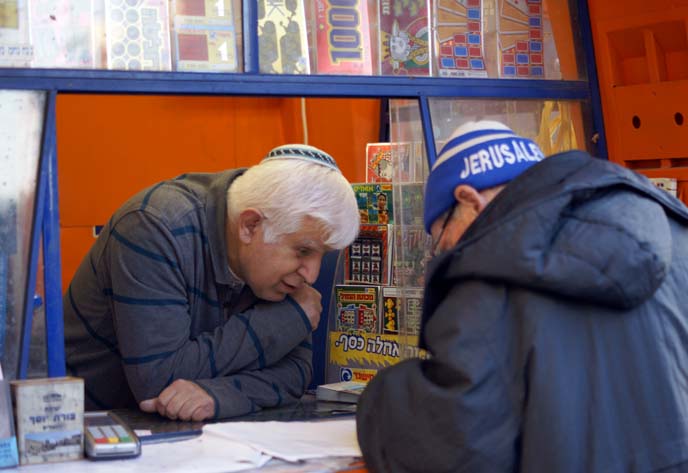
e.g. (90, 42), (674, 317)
(0, 69), (590, 99)
(4, 0), (607, 384)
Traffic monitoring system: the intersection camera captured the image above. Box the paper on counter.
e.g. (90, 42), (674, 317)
(132, 432), (271, 472)
(15, 432), (271, 473)
(204, 419), (361, 463)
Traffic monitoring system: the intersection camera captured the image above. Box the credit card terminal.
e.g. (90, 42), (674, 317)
(84, 411), (141, 460)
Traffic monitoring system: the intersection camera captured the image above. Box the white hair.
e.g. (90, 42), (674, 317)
(228, 159), (360, 249)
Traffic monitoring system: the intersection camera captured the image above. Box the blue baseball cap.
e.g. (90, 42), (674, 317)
(424, 121), (545, 233)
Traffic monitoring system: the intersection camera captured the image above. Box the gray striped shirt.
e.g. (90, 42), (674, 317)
(64, 170), (313, 419)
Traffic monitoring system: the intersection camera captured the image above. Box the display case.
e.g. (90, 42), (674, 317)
(0, 0), (605, 385)
(323, 94), (590, 383)
(0, 0), (584, 80)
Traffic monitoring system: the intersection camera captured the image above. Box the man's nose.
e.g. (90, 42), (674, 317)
(298, 256), (322, 285)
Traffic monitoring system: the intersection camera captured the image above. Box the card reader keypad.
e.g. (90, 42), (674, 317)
(87, 424), (133, 443)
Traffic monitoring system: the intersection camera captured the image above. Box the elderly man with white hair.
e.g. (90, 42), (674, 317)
(357, 121), (688, 473)
(64, 144), (359, 421)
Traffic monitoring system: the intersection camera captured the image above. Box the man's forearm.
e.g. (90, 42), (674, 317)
(194, 343), (313, 419)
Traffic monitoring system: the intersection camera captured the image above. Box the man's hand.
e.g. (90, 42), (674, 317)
(139, 379), (215, 421)
(290, 284), (322, 331)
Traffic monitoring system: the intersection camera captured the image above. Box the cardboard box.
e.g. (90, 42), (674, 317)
(10, 377), (84, 465)
(0, 376), (18, 468)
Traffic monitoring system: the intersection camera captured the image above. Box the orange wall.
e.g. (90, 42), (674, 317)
(588, 0), (688, 202)
(57, 95), (380, 289)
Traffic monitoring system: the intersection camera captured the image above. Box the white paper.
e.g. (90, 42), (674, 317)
(13, 432), (270, 473)
(204, 419), (361, 463)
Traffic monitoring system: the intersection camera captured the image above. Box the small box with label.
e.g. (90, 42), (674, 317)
(650, 178), (678, 198)
(10, 377), (84, 465)
(0, 376), (18, 468)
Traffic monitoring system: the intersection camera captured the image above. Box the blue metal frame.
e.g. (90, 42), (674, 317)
(310, 251), (341, 389)
(419, 97), (438, 169)
(577, 0), (608, 159)
(19, 91), (53, 378)
(41, 91), (66, 377)
(0, 69), (590, 99)
(242, 0), (259, 74)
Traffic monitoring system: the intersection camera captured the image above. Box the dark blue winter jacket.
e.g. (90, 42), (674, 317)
(357, 150), (688, 472)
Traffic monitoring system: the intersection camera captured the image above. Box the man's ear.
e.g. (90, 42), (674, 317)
(453, 184), (488, 215)
(237, 209), (263, 244)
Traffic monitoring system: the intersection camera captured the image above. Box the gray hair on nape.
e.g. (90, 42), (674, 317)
(227, 159), (360, 249)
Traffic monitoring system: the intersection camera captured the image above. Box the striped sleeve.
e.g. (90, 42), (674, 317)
(195, 338), (313, 419)
(103, 211), (311, 402)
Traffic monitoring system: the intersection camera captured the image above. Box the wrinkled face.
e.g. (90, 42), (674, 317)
(429, 204), (476, 256)
(430, 205), (456, 257)
(240, 216), (330, 301)
(429, 185), (500, 256)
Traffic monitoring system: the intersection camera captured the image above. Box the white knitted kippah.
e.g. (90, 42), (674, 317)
(262, 144), (340, 172)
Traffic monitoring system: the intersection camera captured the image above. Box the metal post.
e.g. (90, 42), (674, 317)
(242, 0), (260, 74)
(578, 0), (608, 159)
(419, 96), (438, 169)
(42, 91), (65, 377)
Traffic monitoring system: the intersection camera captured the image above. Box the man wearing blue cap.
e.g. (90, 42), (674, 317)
(64, 144), (359, 421)
(356, 121), (688, 472)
